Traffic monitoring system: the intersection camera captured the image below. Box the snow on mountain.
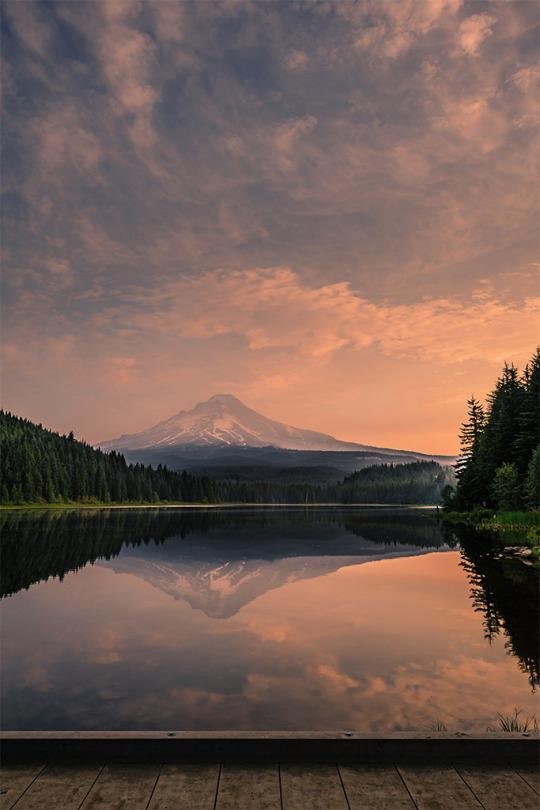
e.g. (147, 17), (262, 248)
(99, 394), (374, 450)
(99, 393), (372, 452)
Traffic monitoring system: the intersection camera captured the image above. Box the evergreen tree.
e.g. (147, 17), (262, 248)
(515, 349), (540, 476)
(491, 463), (520, 510)
(477, 364), (524, 505)
(525, 445), (540, 509)
(455, 396), (486, 509)
(453, 349), (539, 511)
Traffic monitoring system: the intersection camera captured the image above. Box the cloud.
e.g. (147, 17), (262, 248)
(338, 0), (462, 60)
(33, 105), (102, 173)
(5, 0), (52, 60)
(123, 266), (540, 365)
(284, 50), (308, 71)
(272, 116), (318, 169)
(149, 0), (186, 44)
(98, 1), (160, 152)
(458, 14), (495, 56)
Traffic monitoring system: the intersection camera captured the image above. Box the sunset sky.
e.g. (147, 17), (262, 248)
(2, 0), (539, 454)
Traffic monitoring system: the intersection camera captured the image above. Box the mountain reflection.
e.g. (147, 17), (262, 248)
(1, 508), (538, 689)
(0, 507), (450, 600)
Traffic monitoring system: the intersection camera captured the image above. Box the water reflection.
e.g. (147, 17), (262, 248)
(0, 508), (538, 731)
(0, 507), (451, 601)
(451, 525), (539, 690)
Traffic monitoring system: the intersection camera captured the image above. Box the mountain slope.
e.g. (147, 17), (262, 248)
(100, 393), (365, 452)
(100, 394), (452, 461)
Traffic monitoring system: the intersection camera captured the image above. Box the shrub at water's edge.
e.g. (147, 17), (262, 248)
(444, 509), (539, 555)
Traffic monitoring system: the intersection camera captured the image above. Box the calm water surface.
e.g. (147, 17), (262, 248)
(1, 507), (538, 731)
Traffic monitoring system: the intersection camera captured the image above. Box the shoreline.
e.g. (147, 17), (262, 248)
(0, 502), (439, 511)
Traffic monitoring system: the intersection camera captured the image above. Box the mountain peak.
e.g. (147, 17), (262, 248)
(201, 393), (244, 409)
(98, 394), (453, 461)
(206, 393), (241, 403)
(100, 393), (365, 452)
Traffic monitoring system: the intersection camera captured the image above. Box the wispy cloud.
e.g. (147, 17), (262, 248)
(121, 267), (540, 364)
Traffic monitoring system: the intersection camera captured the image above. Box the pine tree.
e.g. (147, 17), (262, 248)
(491, 463), (520, 510)
(525, 445), (540, 509)
(476, 364), (525, 506)
(455, 396), (486, 509)
(515, 348), (540, 476)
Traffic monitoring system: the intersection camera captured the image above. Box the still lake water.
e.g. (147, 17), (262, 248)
(1, 507), (538, 731)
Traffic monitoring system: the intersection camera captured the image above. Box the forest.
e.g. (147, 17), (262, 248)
(451, 348), (540, 511)
(0, 410), (452, 506)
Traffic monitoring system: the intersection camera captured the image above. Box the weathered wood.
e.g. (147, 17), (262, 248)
(458, 765), (540, 810)
(515, 766), (540, 795)
(339, 764), (415, 809)
(148, 764), (219, 809)
(80, 764), (159, 809)
(2, 731), (538, 764)
(3, 730), (537, 741)
(216, 764), (280, 810)
(398, 765), (481, 809)
(0, 765), (44, 809)
(11, 765), (101, 810)
(280, 764), (348, 810)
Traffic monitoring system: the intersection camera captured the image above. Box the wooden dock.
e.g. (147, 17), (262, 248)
(1, 733), (539, 809)
(2, 761), (540, 809)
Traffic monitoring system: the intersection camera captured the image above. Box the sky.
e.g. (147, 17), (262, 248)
(1, 0), (539, 454)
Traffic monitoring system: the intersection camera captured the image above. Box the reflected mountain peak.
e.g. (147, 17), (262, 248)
(98, 550), (442, 619)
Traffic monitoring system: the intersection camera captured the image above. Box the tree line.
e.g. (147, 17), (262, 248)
(0, 410), (452, 505)
(328, 461), (454, 505)
(451, 348), (540, 511)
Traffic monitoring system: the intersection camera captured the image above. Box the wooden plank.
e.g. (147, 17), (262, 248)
(515, 766), (540, 795)
(458, 765), (540, 810)
(3, 730), (537, 740)
(148, 764), (219, 810)
(281, 764), (348, 810)
(12, 765), (101, 810)
(339, 764), (415, 809)
(398, 765), (481, 810)
(3, 731), (538, 764)
(0, 765), (44, 809)
(80, 764), (159, 809)
(216, 765), (280, 810)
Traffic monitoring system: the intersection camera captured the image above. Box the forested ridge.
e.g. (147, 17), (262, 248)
(0, 411), (222, 504)
(329, 461), (454, 505)
(0, 411), (452, 505)
(452, 348), (540, 511)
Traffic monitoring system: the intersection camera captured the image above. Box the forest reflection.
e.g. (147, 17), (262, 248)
(1, 508), (538, 689)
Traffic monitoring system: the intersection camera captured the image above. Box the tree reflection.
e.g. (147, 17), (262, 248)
(1, 507), (449, 598)
(449, 524), (539, 690)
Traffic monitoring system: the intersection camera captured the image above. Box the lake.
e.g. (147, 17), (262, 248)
(1, 507), (538, 732)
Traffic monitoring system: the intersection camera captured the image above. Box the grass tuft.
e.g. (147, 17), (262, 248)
(497, 708), (538, 733)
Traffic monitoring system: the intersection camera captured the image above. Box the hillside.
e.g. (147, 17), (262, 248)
(0, 411), (454, 506)
(0, 411), (220, 505)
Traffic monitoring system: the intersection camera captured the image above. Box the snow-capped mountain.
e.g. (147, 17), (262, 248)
(99, 393), (439, 456)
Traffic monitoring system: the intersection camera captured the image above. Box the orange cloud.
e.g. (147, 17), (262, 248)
(127, 266), (539, 365)
(458, 14), (495, 56)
